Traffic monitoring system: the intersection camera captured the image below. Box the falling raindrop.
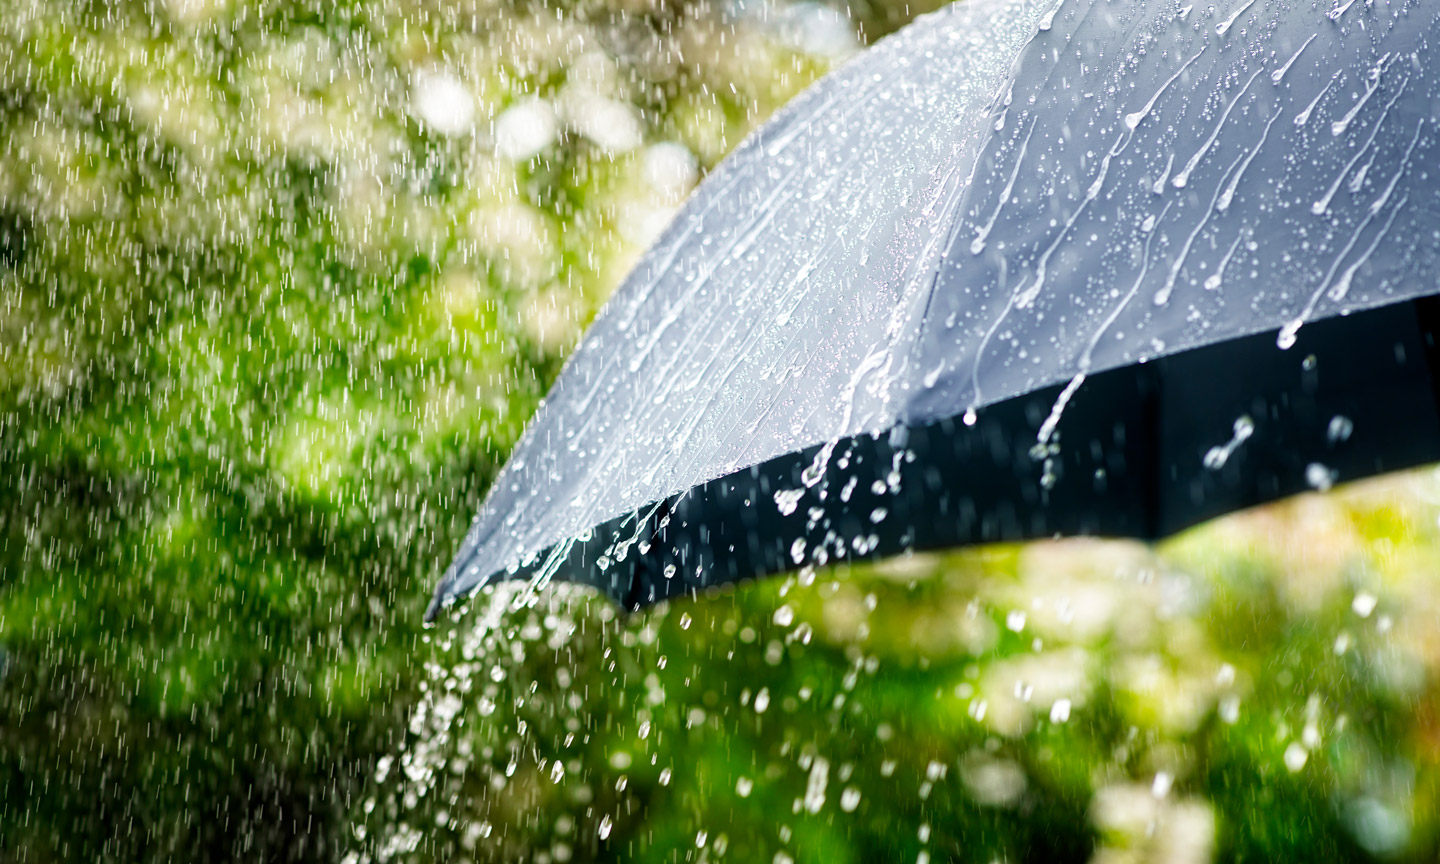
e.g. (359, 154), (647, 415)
(1219, 696), (1242, 724)
(1327, 415), (1354, 443)
(1284, 743), (1310, 772)
(774, 488), (806, 516)
(1049, 699), (1072, 723)
(1204, 415), (1256, 469)
(1152, 772), (1174, 799)
(1306, 462), (1338, 491)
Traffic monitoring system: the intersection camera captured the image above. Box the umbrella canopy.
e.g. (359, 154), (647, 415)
(429, 0), (1440, 618)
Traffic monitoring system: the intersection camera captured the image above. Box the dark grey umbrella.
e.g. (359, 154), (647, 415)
(429, 0), (1440, 619)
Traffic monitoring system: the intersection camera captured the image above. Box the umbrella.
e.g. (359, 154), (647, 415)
(429, 0), (1440, 619)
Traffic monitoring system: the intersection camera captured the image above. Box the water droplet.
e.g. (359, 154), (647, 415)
(1306, 462), (1337, 491)
(1219, 696), (1241, 724)
(1284, 742), (1310, 772)
(774, 488), (805, 516)
(1151, 772), (1173, 798)
(803, 757), (830, 813)
(1215, 0), (1258, 35)
(1327, 415), (1354, 443)
(1038, 1), (1061, 31)
(1328, 0), (1359, 22)
(1204, 415), (1255, 469)
(1278, 320), (1303, 349)
(1049, 699), (1072, 723)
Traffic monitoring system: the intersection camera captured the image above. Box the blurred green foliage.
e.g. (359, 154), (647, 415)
(0, 0), (864, 858)
(366, 481), (1440, 863)
(1, 0), (1438, 862)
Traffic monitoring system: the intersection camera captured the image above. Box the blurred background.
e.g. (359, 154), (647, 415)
(2, 0), (1439, 861)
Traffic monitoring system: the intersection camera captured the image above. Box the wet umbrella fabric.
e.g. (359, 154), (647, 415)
(430, 0), (1440, 618)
